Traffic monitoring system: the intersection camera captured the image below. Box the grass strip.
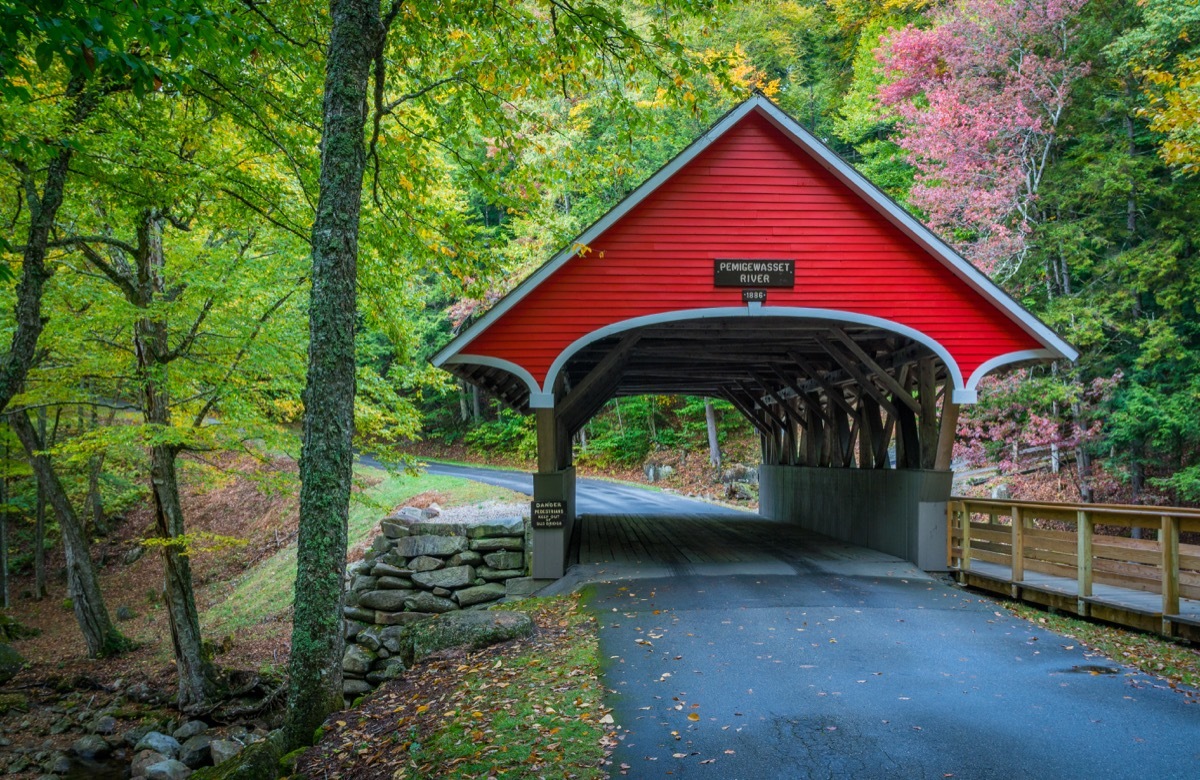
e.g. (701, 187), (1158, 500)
(1003, 599), (1200, 692)
(297, 595), (611, 780)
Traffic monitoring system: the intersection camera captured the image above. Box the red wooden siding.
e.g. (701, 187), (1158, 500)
(465, 111), (1042, 386)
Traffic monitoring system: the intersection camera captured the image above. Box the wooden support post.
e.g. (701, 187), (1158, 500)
(536, 408), (558, 473)
(1011, 505), (1024, 591)
(857, 393), (874, 470)
(1077, 510), (1093, 604)
(1161, 514), (1180, 623)
(895, 398), (920, 469)
(960, 504), (971, 571)
(918, 357), (939, 469)
(934, 389), (960, 471)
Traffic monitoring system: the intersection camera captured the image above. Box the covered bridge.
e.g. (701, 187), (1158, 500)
(432, 95), (1076, 579)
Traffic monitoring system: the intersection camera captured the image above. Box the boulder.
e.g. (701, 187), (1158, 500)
(116, 605), (137, 621)
(134, 732), (181, 759)
(132, 749), (170, 776)
(394, 506), (439, 522)
(370, 536), (393, 554)
(476, 567), (524, 582)
(366, 658), (407, 685)
(410, 565), (474, 590)
(145, 758), (192, 780)
(407, 521), (468, 536)
(431, 587), (452, 597)
(505, 577), (540, 597)
(188, 730), (284, 780)
(350, 575), (378, 592)
(376, 576), (414, 590)
(379, 520), (409, 539)
(408, 610), (533, 662)
(173, 721), (208, 741)
(87, 715), (117, 735)
(179, 735), (213, 769)
(356, 627), (381, 652)
(374, 610), (432, 626)
(403, 592), (459, 614)
(454, 583), (506, 607)
(371, 562), (412, 578)
(377, 625), (408, 654)
(394, 535), (467, 558)
(466, 517), (524, 539)
(342, 606), (375, 623)
(123, 725), (156, 748)
(207, 739), (242, 766)
(469, 537), (523, 552)
(357, 589), (414, 612)
(71, 734), (111, 759)
(342, 645), (376, 676)
(446, 550), (483, 567)
(0, 643), (24, 685)
(45, 751), (72, 774)
(346, 559), (372, 577)
(407, 556), (443, 573)
(343, 679), (372, 696)
(483, 551), (523, 570)
(344, 619), (367, 641)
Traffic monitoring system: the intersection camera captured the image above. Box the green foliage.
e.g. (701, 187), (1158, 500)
(463, 408), (537, 461)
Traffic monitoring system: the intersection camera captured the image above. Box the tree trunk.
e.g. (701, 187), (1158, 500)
(471, 385), (482, 421)
(9, 410), (128, 657)
(0, 78), (94, 416)
(286, 0), (380, 749)
(1, 458), (8, 610)
(704, 399), (721, 472)
(132, 215), (221, 712)
(33, 409), (47, 600)
(86, 404), (108, 536)
(458, 380), (469, 422)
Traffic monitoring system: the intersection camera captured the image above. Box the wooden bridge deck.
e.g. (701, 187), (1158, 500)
(574, 511), (916, 578)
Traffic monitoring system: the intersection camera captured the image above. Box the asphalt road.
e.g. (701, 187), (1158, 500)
(583, 572), (1200, 779)
(418, 460), (747, 517)
(392, 458), (1200, 778)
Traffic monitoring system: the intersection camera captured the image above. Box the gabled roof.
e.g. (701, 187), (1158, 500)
(433, 94), (1077, 373)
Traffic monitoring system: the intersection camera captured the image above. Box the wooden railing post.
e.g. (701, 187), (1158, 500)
(1161, 514), (1180, 628)
(1077, 510), (1093, 608)
(1011, 505), (1024, 591)
(946, 501), (955, 570)
(960, 504), (972, 572)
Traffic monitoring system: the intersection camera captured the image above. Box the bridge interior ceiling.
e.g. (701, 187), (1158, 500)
(448, 316), (957, 471)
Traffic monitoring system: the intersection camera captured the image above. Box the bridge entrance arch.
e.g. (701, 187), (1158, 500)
(432, 95), (1075, 579)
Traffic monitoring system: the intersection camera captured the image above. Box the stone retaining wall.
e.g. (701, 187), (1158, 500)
(339, 508), (536, 701)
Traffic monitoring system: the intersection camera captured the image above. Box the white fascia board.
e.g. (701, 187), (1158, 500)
(750, 98), (1079, 363)
(431, 99), (764, 367)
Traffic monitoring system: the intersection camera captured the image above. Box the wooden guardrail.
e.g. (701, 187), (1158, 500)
(947, 497), (1200, 639)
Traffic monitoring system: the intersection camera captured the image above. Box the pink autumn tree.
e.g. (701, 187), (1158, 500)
(876, 0), (1089, 278)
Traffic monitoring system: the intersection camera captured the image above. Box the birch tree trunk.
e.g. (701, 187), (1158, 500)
(704, 399), (722, 472)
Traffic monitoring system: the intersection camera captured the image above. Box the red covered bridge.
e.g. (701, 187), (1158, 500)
(433, 95), (1076, 579)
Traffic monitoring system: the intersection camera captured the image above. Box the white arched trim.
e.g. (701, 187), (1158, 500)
(540, 306), (972, 403)
(444, 355), (548, 406)
(965, 349), (1063, 396)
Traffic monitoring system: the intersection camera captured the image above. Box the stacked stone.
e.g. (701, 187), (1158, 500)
(340, 508), (537, 701)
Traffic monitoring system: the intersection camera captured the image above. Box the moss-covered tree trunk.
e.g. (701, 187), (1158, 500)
(9, 410), (128, 657)
(284, 0), (380, 748)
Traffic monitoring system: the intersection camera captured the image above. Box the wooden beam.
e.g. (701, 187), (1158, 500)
(735, 380), (788, 431)
(787, 351), (859, 418)
(918, 357), (939, 470)
(815, 335), (899, 418)
(557, 333), (640, 432)
(721, 389), (773, 437)
(829, 328), (921, 414)
(934, 387), (959, 471)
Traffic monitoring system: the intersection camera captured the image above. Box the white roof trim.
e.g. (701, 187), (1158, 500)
(539, 306), (970, 403)
(433, 94), (1077, 370)
(966, 349), (1061, 392)
(443, 354), (542, 398)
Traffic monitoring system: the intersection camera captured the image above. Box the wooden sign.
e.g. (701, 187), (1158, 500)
(531, 500), (565, 529)
(714, 259), (795, 288)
